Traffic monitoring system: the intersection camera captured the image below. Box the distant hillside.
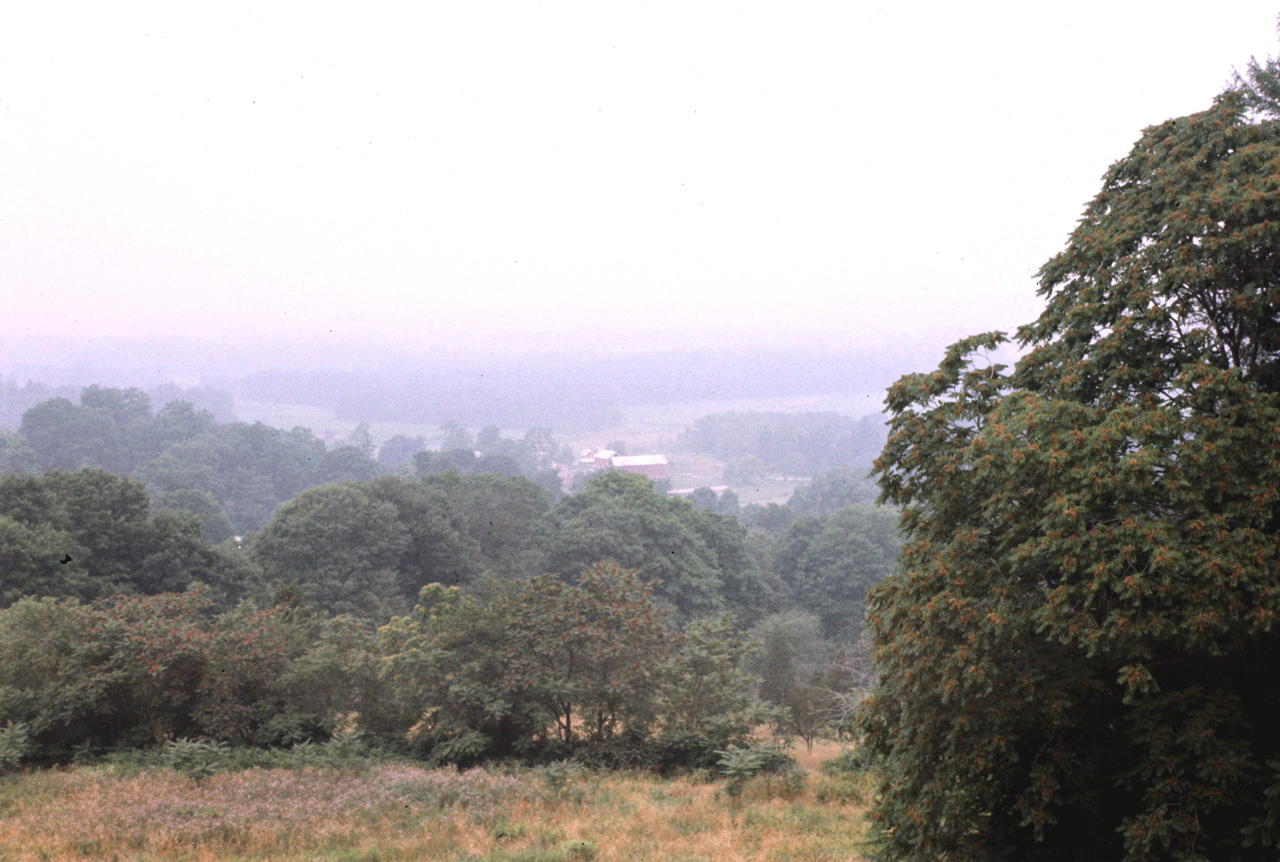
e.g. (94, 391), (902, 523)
(232, 344), (927, 431)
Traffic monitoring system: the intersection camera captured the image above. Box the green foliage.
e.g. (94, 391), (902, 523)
(0, 469), (242, 604)
(653, 614), (766, 768)
(379, 566), (763, 770)
(16, 387), (227, 478)
(414, 425), (564, 492)
(319, 444), (384, 485)
(377, 434), (426, 468)
(1231, 25), (1280, 121)
(773, 505), (900, 638)
(0, 590), (316, 758)
(541, 471), (771, 623)
(19, 396), (127, 473)
(785, 465), (879, 515)
(0, 432), (39, 475)
(715, 740), (800, 798)
(864, 91), (1280, 860)
(755, 624), (796, 705)
(161, 737), (230, 780)
(534, 759), (586, 803)
(819, 744), (878, 777)
(321, 729), (371, 767)
(812, 773), (867, 805)
(378, 577), (538, 764)
(151, 487), (236, 544)
(254, 484), (410, 620)
(746, 611), (829, 706)
(257, 610), (395, 744)
(738, 501), (797, 534)
(131, 420), (335, 534)
(380, 564), (674, 763)
(417, 472), (553, 578)
(359, 476), (481, 593)
(0, 721), (30, 773)
(782, 684), (830, 752)
(249, 473), (553, 622)
(0, 515), (89, 606)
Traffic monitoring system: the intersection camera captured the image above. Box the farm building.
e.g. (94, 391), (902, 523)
(609, 454), (668, 480)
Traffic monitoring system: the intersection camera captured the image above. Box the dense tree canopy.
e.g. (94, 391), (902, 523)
(10, 385), (379, 536)
(417, 472), (553, 578)
(862, 91), (1280, 860)
(539, 471), (773, 622)
(253, 484), (410, 620)
(0, 432), (39, 475)
(379, 564), (762, 767)
(773, 505), (900, 639)
(0, 590), (385, 759)
(134, 420), (380, 533)
(0, 469), (242, 604)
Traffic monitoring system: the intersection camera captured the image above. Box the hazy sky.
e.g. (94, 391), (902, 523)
(4, 2), (1280, 358)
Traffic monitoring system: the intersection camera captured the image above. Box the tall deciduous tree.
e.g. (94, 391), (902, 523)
(540, 471), (765, 621)
(378, 564), (762, 767)
(863, 90), (1280, 860)
(0, 469), (237, 602)
(253, 484), (409, 620)
(773, 505), (900, 639)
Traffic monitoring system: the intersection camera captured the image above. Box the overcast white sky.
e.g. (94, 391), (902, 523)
(3, 2), (1280, 358)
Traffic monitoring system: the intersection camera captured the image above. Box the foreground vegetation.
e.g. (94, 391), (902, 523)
(0, 740), (873, 862)
(863, 53), (1280, 859)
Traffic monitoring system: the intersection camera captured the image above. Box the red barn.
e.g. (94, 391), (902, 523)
(610, 454), (668, 480)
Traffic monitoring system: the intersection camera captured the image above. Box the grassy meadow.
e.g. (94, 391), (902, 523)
(0, 741), (873, 862)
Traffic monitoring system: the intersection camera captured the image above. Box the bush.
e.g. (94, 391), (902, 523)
(715, 740), (801, 798)
(534, 759), (586, 804)
(161, 737), (229, 780)
(321, 729), (371, 767)
(0, 722), (29, 773)
(379, 569), (764, 770)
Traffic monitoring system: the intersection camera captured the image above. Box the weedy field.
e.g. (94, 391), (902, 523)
(0, 741), (873, 862)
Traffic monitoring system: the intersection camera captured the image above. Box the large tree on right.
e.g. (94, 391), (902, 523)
(863, 88), (1280, 859)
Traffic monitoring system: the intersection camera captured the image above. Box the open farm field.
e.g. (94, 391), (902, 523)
(0, 755), (873, 862)
(569, 393), (885, 455)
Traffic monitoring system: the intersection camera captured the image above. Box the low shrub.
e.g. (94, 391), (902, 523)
(715, 740), (802, 798)
(0, 722), (29, 773)
(161, 737), (229, 780)
(534, 759), (586, 804)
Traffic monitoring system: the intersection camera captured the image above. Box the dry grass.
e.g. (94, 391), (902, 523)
(0, 757), (874, 862)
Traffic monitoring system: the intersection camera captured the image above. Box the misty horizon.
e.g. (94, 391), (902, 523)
(7, 4), (1280, 373)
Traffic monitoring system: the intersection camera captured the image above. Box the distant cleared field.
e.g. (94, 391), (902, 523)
(570, 393), (885, 454)
(234, 393), (879, 505)
(0, 753), (874, 861)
